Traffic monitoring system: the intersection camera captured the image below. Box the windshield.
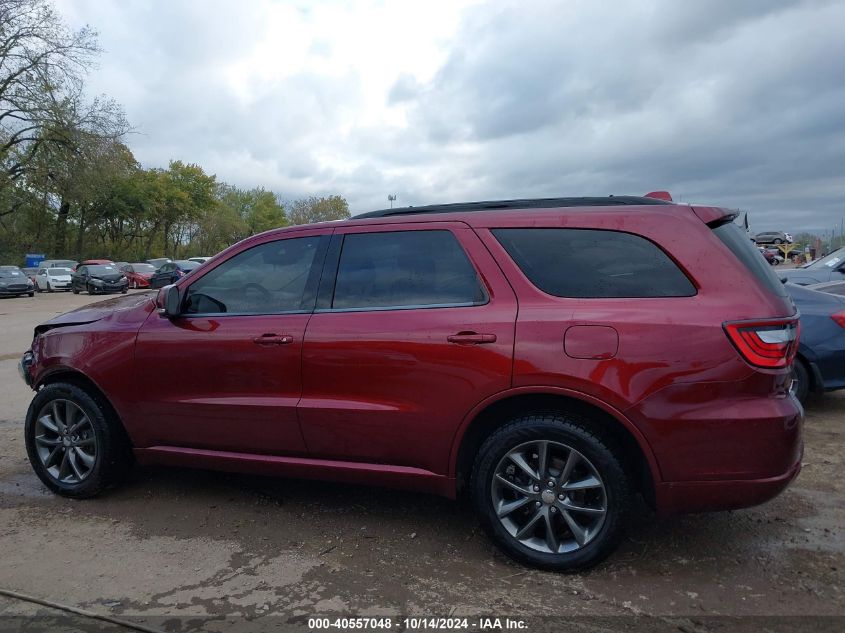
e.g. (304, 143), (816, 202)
(807, 246), (845, 270)
(48, 268), (71, 276)
(87, 265), (120, 275)
(132, 263), (156, 273)
(0, 267), (24, 278)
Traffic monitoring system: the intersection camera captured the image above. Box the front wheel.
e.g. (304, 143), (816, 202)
(72, 286), (79, 294)
(87, 284), (97, 295)
(472, 414), (631, 571)
(24, 382), (132, 498)
(773, 238), (783, 244)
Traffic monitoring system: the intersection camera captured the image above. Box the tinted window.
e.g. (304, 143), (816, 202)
(184, 236), (321, 314)
(332, 230), (486, 310)
(712, 222), (788, 298)
(493, 228), (695, 298)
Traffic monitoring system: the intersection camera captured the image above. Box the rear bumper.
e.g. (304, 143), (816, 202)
(655, 453), (802, 515)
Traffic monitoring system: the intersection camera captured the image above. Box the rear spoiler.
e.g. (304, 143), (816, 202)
(643, 191), (737, 227)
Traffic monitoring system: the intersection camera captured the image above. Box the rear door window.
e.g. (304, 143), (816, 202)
(331, 230), (487, 310)
(493, 228), (695, 298)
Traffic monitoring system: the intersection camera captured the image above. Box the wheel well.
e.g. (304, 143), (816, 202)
(794, 353), (816, 391)
(455, 393), (654, 504)
(38, 370), (133, 447)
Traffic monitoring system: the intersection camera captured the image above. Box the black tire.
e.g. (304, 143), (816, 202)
(121, 288), (127, 294)
(87, 284), (97, 295)
(773, 238), (782, 244)
(72, 286), (79, 294)
(24, 382), (132, 498)
(791, 358), (810, 404)
(27, 292), (34, 297)
(471, 413), (631, 572)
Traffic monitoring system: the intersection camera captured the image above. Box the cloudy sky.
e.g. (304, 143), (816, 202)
(56, 0), (844, 233)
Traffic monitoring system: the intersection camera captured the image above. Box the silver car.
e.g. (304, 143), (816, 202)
(753, 230), (793, 245)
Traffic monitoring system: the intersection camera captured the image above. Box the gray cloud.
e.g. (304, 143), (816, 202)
(59, 0), (845, 234)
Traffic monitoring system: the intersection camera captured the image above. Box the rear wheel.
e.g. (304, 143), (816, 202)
(791, 358), (810, 404)
(472, 414), (631, 571)
(24, 382), (132, 498)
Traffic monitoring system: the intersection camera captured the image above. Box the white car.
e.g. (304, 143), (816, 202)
(35, 267), (73, 292)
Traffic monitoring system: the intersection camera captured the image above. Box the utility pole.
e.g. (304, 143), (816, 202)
(388, 194), (397, 208)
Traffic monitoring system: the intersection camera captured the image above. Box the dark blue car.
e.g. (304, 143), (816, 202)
(786, 283), (845, 403)
(779, 246), (845, 285)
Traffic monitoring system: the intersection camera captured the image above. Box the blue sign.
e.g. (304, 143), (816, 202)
(25, 253), (46, 267)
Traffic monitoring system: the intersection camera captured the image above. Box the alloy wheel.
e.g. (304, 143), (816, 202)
(33, 399), (97, 484)
(491, 440), (607, 554)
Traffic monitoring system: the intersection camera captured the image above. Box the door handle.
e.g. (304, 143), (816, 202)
(447, 332), (497, 345)
(252, 334), (294, 346)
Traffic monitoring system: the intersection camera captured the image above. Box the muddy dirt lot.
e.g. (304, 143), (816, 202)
(0, 292), (842, 631)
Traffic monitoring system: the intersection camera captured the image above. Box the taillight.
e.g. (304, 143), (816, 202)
(723, 318), (799, 368)
(832, 310), (845, 329)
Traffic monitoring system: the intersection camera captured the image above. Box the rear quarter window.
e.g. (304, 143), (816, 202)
(711, 222), (788, 298)
(492, 228), (695, 298)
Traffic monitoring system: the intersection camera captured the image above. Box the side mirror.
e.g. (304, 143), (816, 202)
(158, 284), (181, 318)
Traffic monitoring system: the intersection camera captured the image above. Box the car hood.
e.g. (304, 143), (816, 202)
(89, 273), (125, 282)
(778, 269), (830, 285)
(35, 292), (157, 335)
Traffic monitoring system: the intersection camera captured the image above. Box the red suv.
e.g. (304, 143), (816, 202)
(19, 195), (803, 570)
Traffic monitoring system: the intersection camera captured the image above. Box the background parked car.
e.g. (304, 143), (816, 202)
(148, 260), (200, 288)
(0, 266), (35, 297)
(38, 259), (78, 271)
(35, 267), (73, 292)
(80, 259), (113, 266)
(120, 262), (157, 289)
(785, 283), (845, 403)
(758, 247), (783, 266)
(71, 264), (128, 295)
(21, 267), (39, 284)
(146, 257), (172, 269)
(188, 256), (211, 264)
(753, 231), (793, 244)
(809, 280), (845, 296)
(779, 246), (845, 285)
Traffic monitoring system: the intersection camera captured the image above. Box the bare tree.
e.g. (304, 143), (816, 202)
(0, 0), (108, 198)
(288, 195), (351, 225)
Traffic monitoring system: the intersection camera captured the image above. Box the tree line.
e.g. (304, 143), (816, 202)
(0, 0), (350, 265)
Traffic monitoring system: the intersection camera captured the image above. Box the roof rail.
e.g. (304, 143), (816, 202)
(354, 195), (673, 219)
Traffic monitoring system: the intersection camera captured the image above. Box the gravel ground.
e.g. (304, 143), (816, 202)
(0, 291), (842, 632)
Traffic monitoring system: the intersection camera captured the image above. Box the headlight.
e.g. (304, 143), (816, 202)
(0, 281), (7, 287)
